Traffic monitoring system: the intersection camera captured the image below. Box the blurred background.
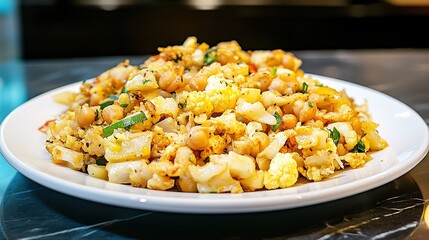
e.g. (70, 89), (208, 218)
(1, 0), (429, 61)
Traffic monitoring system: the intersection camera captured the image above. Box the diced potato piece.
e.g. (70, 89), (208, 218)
(125, 69), (158, 92)
(104, 131), (153, 162)
(150, 96), (179, 117)
(87, 164), (108, 180)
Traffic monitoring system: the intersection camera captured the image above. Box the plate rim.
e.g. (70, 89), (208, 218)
(1, 74), (428, 214)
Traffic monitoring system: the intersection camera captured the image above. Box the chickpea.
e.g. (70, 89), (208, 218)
(102, 105), (124, 124)
(293, 100), (317, 123)
(76, 104), (96, 128)
(89, 93), (103, 106)
(158, 71), (186, 92)
(282, 53), (296, 70)
(189, 74), (208, 91)
(266, 105), (283, 116)
(278, 73), (299, 94)
(282, 114), (298, 129)
(268, 77), (287, 94)
(186, 126), (210, 150)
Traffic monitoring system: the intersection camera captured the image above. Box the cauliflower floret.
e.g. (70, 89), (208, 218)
(303, 150), (338, 181)
(322, 104), (354, 122)
(205, 111), (246, 136)
(235, 99), (276, 125)
(361, 121), (388, 151)
(196, 167), (244, 193)
(174, 147), (198, 192)
(200, 134), (228, 161)
(183, 91), (214, 115)
(264, 152), (299, 189)
(205, 73), (241, 113)
(295, 126), (335, 152)
(305, 166), (335, 182)
(106, 160), (152, 187)
(342, 152), (372, 168)
(228, 151), (256, 179)
(240, 170), (265, 191)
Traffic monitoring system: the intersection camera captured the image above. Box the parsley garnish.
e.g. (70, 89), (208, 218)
(308, 101), (313, 108)
(203, 47), (218, 66)
(270, 67), (277, 76)
(141, 79), (151, 84)
(178, 102), (187, 109)
(120, 103), (128, 108)
(271, 111), (282, 131)
(329, 127), (341, 146)
(352, 140), (366, 153)
(96, 156), (108, 166)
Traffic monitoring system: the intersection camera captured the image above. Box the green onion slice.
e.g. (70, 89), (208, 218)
(103, 112), (147, 137)
(270, 67), (277, 76)
(301, 82), (308, 94)
(100, 100), (114, 109)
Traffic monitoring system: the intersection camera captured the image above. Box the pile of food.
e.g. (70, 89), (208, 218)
(43, 36), (388, 193)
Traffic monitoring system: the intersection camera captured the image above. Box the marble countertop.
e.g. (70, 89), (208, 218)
(1, 49), (429, 239)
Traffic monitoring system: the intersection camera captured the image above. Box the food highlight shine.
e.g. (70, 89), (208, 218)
(42, 37), (388, 193)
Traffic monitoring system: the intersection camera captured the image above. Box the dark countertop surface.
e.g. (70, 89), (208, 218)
(1, 49), (429, 239)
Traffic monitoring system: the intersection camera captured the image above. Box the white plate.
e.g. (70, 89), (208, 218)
(1, 74), (428, 214)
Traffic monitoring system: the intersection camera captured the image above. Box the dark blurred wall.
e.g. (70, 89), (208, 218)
(19, 0), (429, 59)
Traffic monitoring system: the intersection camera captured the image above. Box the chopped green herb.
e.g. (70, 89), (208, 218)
(203, 157), (210, 164)
(172, 92), (177, 99)
(103, 112), (147, 137)
(96, 156), (108, 166)
(121, 85), (127, 93)
(203, 47), (218, 66)
(178, 102), (187, 109)
(270, 67), (277, 76)
(329, 127), (341, 146)
(95, 109), (99, 121)
(316, 83), (324, 87)
(301, 82), (308, 94)
(308, 101), (313, 108)
(100, 100), (114, 109)
(271, 111), (282, 131)
(120, 103), (128, 108)
(141, 79), (151, 84)
(352, 140), (366, 153)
